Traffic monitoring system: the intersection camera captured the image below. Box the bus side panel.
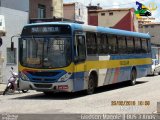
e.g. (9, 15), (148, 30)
(117, 67), (131, 82)
(98, 56), (111, 86)
(73, 72), (85, 92)
(102, 67), (131, 85)
(136, 64), (151, 78)
(101, 54), (151, 86)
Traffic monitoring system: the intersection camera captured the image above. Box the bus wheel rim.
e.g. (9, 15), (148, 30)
(88, 78), (94, 94)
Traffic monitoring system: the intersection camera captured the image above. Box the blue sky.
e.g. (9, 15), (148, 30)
(64, 0), (160, 22)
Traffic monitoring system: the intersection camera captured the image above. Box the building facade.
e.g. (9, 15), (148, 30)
(88, 7), (138, 32)
(0, 0), (29, 12)
(63, 2), (88, 24)
(0, 14), (6, 82)
(140, 22), (160, 45)
(138, 17), (155, 29)
(29, 0), (53, 19)
(0, 0), (63, 83)
(0, 15), (5, 36)
(1, 0), (63, 19)
(0, 7), (28, 83)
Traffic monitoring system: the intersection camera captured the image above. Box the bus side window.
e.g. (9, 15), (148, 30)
(134, 37), (141, 53)
(86, 32), (97, 55)
(108, 34), (118, 54)
(126, 36), (134, 54)
(97, 34), (108, 54)
(117, 36), (126, 54)
(141, 38), (148, 53)
(75, 35), (86, 62)
(147, 39), (151, 53)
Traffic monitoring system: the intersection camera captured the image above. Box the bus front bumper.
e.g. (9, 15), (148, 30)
(19, 79), (73, 92)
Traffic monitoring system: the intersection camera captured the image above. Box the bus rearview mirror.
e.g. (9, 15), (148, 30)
(74, 57), (79, 64)
(11, 42), (14, 51)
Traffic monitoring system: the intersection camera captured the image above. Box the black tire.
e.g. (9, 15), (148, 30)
(43, 91), (54, 96)
(22, 90), (28, 93)
(86, 75), (96, 95)
(3, 87), (10, 95)
(129, 69), (137, 86)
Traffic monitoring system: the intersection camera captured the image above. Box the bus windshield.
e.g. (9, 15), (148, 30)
(19, 37), (71, 69)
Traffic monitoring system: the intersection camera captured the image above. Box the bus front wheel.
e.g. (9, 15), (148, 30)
(129, 69), (137, 86)
(86, 75), (96, 95)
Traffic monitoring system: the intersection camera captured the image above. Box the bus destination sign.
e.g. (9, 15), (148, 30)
(21, 25), (71, 36)
(31, 27), (60, 33)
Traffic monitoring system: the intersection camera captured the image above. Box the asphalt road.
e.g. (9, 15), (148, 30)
(0, 75), (160, 114)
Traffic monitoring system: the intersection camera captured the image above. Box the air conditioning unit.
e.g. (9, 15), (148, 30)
(0, 15), (6, 36)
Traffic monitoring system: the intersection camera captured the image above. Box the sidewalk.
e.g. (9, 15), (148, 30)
(0, 83), (6, 95)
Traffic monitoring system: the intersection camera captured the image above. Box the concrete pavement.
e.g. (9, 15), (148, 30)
(0, 83), (6, 95)
(1, 76), (160, 114)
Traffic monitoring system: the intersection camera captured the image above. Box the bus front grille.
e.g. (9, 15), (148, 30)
(27, 71), (60, 77)
(34, 84), (52, 88)
(32, 78), (56, 83)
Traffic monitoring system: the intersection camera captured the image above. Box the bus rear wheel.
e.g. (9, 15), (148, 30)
(129, 69), (137, 86)
(86, 75), (96, 95)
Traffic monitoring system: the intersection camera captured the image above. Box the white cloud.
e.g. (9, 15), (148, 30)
(112, 2), (120, 8)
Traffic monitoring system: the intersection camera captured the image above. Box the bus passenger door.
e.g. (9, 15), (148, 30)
(73, 35), (86, 91)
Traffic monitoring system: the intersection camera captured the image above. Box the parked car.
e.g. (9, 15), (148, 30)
(148, 47), (160, 76)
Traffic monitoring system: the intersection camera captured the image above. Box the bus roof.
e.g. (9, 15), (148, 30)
(24, 22), (151, 39)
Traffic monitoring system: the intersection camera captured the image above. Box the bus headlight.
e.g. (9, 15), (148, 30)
(20, 72), (30, 81)
(58, 73), (72, 82)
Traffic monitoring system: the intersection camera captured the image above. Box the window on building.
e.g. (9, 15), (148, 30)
(145, 26), (148, 28)
(109, 12), (113, 16)
(7, 48), (16, 64)
(101, 13), (105, 16)
(38, 4), (46, 18)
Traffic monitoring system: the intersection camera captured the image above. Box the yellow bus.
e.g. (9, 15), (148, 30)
(18, 22), (152, 95)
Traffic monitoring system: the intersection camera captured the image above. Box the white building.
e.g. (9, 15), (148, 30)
(0, 7), (28, 83)
(140, 22), (160, 45)
(0, 0), (29, 12)
(0, 0), (64, 83)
